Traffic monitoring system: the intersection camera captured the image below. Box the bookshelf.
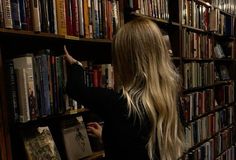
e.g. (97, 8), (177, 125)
(126, 0), (236, 160)
(0, 0), (235, 160)
(0, 0), (123, 160)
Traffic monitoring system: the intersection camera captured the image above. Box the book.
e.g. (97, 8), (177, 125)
(15, 68), (30, 123)
(23, 126), (61, 160)
(214, 43), (225, 59)
(62, 116), (93, 160)
(55, 0), (67, 35)
(0, 0), (3, 27)
(11, 0), (22, 29)
(5, 60), (19, 122)
(2, 0), (13, 28)
(31, 0), (41, 32)
(13, 55), (38, 122)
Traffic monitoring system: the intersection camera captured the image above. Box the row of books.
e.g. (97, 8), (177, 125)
(182, 30), (213, 59)
(185, 108), (234, 147)
(182, 0), (236, 34)
(183, 127), (235, 160)
(5, 50), (114, 123)
(6, 52), (67, 123)
(182, 0), (210, 30)
(81, 61), (114, 89)
(183, 62), (215, 89)
(181, 84), (234, 123)
(128, 0), (169, 20)
(210, 9), (235, 35)
(212, 0), (236, 14)
(0, 0), (120, 39)
(181, 89), (214, 122)
(23, 116), (100, 160)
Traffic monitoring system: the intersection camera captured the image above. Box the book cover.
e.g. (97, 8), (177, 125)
(23, 126), (61, 160)
(62, 116), (92, 160)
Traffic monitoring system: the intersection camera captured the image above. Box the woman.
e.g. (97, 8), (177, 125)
(65, 17), (185, 160)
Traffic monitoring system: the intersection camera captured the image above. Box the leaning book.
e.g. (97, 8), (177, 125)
(23, 126), (61, 160)
(62, 116), (93, 160)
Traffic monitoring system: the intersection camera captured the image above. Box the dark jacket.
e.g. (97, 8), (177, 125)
(66, 64), (159, 160)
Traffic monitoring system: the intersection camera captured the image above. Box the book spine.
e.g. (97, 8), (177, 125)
(24, 0), (33, 31)
(5, 60), (19, 122)
(47, 0), (56, 33)
(19, 0), (27, 30)
(55, 0), (67, 35)
(83, 0), (90, 38)
(78, 0), (84, 37)
(52, 0), (57, 34)
(41, 54), (51, 116)
(0, 0), (4, 27)
(2, 0), (13, 28)
(71, 0), (79, 36)
(15, 68), (30, 123)
(39, 0), (50, 32)
(11, 0), (22, 29)
(65, 0), (73, 35)
(31, 0), (41, 32)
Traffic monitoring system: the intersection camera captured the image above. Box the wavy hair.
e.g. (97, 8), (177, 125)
(112, 17), (185, 160)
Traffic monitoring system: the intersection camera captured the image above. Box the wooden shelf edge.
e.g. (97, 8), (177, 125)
(81, 150), (105, 160)
(130, 12), (180, 26)
(0, 28), (112, 44)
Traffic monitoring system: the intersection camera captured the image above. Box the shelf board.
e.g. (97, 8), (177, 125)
(182, 58), (214, 61)
(130, 12), (180, 26)
(213, 33), (236, 40)
(0, 28), (112, 44)
(182, 25), (207, 33)
(187, 102), (235, 123)
(183, 81), (230, 93)
(81, 151), (105, 160)
(15, 108), (90, 128)
(0, 28), (64, 39)
(214, 58), (236, 61)
(185, 124), (234, 153)
(171, 57), (181, 60)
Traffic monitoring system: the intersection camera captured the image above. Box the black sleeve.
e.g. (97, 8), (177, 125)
(66, 63), (121, 118)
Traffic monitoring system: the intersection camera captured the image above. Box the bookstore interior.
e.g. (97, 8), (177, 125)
(0, 0), (235, 160)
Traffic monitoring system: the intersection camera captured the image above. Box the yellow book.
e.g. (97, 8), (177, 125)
(56, 0), (67, 35)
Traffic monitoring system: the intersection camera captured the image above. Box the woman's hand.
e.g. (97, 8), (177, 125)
(87, 122), (103, 140)
(64, 45), (78, 65)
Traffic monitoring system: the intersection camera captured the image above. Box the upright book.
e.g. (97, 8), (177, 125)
(13, 55), (38, 122)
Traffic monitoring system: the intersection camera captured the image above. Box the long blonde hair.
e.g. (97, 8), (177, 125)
(112, 17), (185, 160)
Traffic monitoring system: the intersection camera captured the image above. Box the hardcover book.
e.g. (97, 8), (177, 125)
(23, 126), (61, 160)
(62, 116), (92, 160)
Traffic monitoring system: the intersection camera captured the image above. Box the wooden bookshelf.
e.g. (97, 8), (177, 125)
(0, 0), (235, 160)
